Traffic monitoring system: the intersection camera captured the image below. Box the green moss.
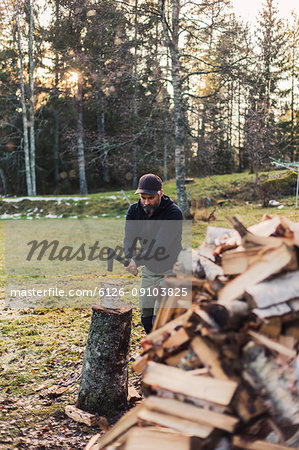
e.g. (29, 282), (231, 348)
(259, 171), (298, 206)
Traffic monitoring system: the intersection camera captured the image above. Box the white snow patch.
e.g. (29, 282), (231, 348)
(45, 214), (59, 218)
(1, 196), (88, 203)
(269, 199), (280, 207)
(0, 213), (22, 219)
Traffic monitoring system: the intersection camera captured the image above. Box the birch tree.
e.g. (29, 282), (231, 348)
(15, 0), (33, 195)
(28, 0), (36, 195)
(159, 0), (190, 216)
(76, 70), (88, 194)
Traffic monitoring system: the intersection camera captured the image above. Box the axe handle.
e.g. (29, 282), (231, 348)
(107, 248), (138, 275)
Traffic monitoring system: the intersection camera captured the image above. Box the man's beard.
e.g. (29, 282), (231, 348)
(143, 197), (161, 216)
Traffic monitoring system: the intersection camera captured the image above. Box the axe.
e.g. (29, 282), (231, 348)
(107, 247), (138, 276)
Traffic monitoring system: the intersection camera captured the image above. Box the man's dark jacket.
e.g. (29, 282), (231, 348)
(124, 195), (183, 273)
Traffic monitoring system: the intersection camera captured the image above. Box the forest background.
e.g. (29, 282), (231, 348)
(0, 0), (298, 215)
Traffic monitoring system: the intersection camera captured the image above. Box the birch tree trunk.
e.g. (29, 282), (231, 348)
(237, 81), (242, 171)
(159, 0), (190, 216)
(16, 0), (33, 196)
(290, 37), (296, 161)
(163, 94), (169, 181)
(28, 0), (36, 195)
(197, 105), (206, 167)
(77, 304), (132, 416)
(77, 71), (88, 195)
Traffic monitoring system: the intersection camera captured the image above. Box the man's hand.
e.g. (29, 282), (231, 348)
(125, 259), (138, 276)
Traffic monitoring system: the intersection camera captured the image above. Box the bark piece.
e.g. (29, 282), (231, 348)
(253, 304), (291, 319)
(205, 226), (235, 246)
(197, 253), (224, 281)
(289, 298), (299, 312)
(245, 271), (299, 309)
(77, 305), (132, 416)
(243, 345), (299, 424)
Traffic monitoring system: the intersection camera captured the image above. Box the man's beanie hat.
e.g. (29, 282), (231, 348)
(135, 173), (163, 195)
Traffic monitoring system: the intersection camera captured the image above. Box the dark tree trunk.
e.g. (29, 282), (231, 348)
(0, 168), (7, 194)
(96, 91), (110, 184)
(53, 0), (60, 189)
(53, 110), (60, 186)
(77, 304), (132, 417)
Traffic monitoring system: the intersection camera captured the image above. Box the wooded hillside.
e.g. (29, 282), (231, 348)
(0, 0), (298, 213)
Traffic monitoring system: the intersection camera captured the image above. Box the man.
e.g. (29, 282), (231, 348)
(124, 173), (183, 334)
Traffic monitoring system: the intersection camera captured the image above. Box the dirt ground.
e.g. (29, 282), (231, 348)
(0, 306), (144, 450)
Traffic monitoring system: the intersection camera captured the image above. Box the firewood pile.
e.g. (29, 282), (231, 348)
(86, 215), (299, 450)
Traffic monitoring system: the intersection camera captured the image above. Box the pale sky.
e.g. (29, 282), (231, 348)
(231, 0), (298, 22)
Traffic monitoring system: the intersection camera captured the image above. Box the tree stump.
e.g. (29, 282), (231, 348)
(77, 284), (132, 417)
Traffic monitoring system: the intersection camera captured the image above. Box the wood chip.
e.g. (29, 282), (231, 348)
(65, 405), (108, 430)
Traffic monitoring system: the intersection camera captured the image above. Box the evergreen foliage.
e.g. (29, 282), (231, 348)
(0, 0), (297, 197)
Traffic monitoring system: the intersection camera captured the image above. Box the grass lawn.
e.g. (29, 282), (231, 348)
(0, 170), (298, 448)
